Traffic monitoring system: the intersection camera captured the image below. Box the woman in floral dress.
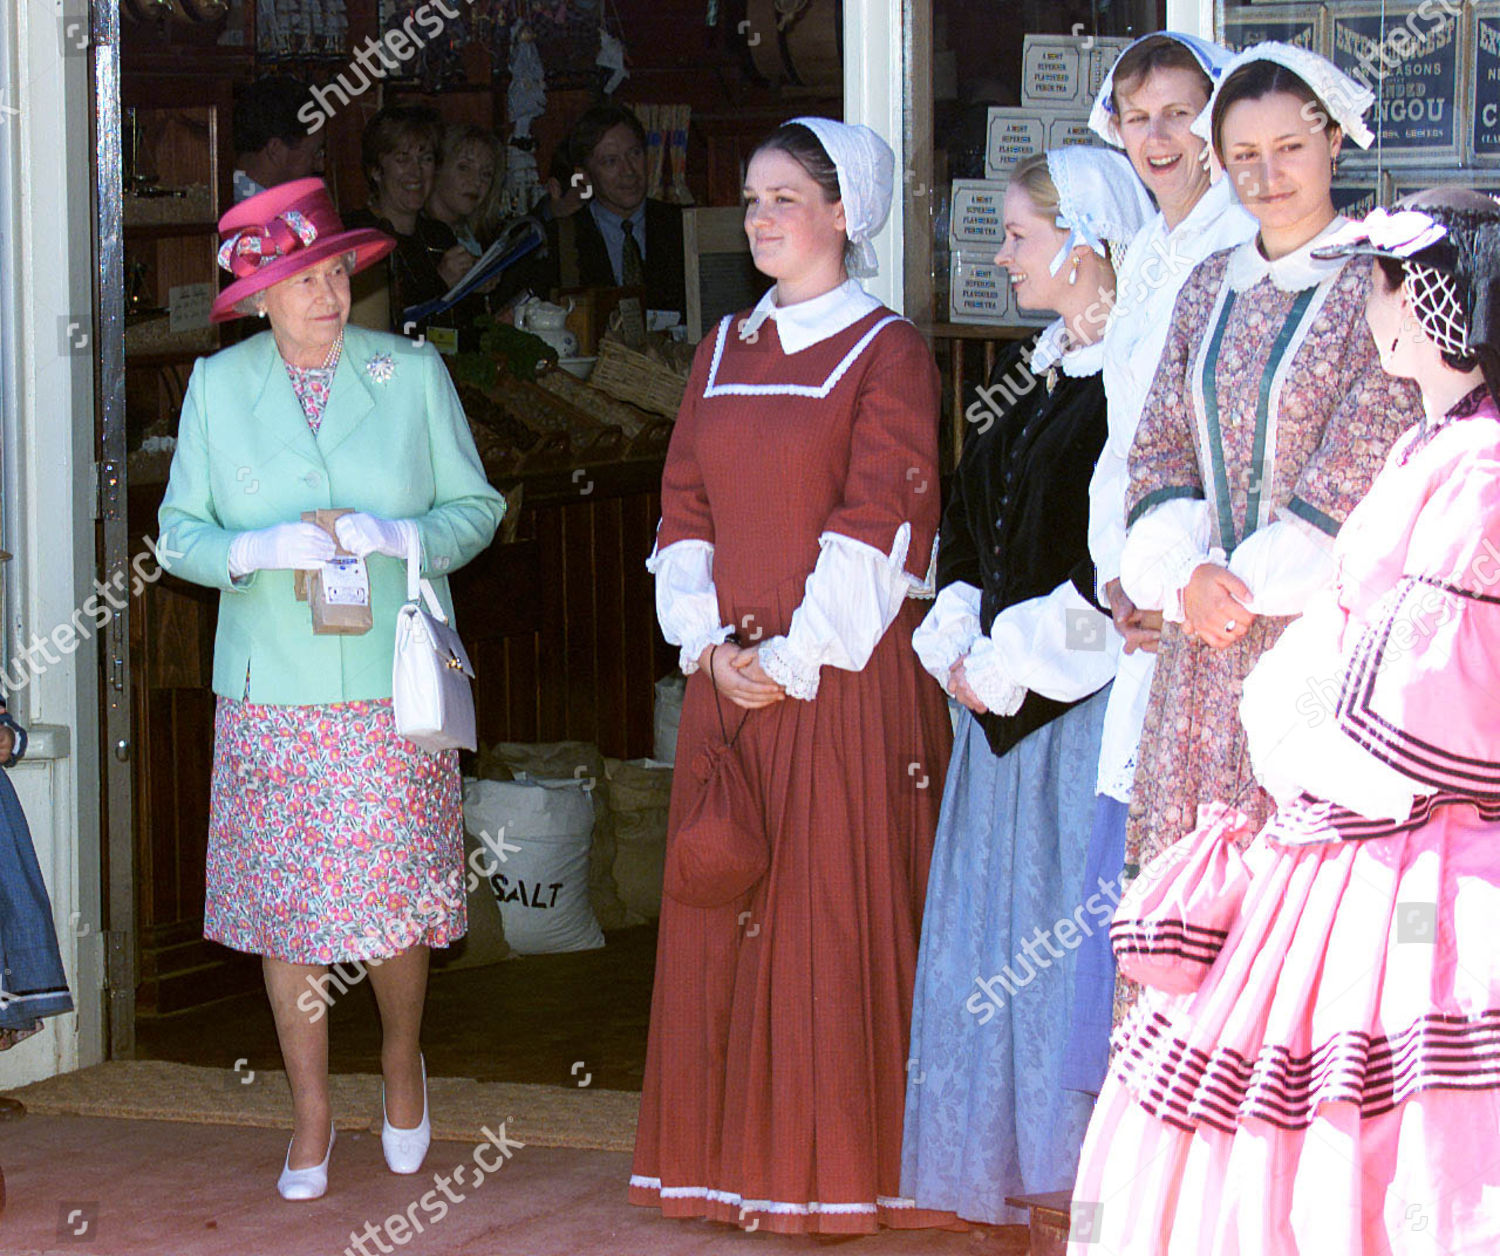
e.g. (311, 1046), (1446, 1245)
(1117, 44), (1421, 960)
(158, 178), (505, 1199)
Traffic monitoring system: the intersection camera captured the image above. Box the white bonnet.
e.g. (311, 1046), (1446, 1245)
(1088, 31), (1238, 146)
(1041, 146), (1155, 275)
(1190, 41), (1376, 153)
(787, 115), (896, 278)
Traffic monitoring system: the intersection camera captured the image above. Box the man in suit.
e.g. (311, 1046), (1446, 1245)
(549, 104), (687, 322)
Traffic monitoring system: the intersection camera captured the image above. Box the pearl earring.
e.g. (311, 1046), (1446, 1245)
(1068, 254), (1080, 286)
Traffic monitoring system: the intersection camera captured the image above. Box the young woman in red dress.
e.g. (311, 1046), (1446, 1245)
(628, 117), (953, 1236)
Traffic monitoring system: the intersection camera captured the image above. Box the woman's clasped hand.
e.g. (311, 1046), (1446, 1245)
(1181, 561), (1254, 648)
(699, 643), (785, 709)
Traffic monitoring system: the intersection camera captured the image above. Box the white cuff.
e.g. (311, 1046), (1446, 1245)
(647, 538), (733, 675)
(1226, 517), (1336, 618)
(985, 580), (1120, 703)
(1120, 497), (1219, 622)
(392, 518), (421, 563)
(1240, 596), (1428, 821)
(774, 527), (916, 695)
(962, 638), (1027, 717)
(227, 532), (253, 581)
(911, 581), (982, 684)
(758, 636), (821, 701)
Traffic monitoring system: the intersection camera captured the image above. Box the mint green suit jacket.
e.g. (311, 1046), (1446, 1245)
(158, 325), (506, 706)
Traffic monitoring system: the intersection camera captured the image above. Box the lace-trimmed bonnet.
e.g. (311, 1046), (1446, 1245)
(1088, 31), (1238, 146)
(1314, 187), (1500, 401)
(1043, 146), (1155, 276)
(787, 116), (895, 279)
(1191, 41), (1376, 153)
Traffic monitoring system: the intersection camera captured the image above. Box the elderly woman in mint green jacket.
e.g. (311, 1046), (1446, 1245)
(158, 179), (505, 1202)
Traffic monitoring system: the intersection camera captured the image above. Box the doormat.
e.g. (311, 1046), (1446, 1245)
(2, 1060), (639, 1153)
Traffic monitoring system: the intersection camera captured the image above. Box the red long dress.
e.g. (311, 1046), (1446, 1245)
(628, 305), (954, 1235)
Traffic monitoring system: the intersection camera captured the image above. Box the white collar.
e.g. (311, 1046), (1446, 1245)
(1029, 318), (1105, 378)
(1225, 214), (1349, 294)
(1173, 178), (1253, 243)
(737, 278), (882, 354)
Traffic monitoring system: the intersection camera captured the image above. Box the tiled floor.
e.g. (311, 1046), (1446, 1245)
(14, 928), (1031, 1254)
(0, 1115), (1029, 1256)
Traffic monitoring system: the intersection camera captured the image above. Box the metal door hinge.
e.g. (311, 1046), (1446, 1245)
(92, 459), (120, 522)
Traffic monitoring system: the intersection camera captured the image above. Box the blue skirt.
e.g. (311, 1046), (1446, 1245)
(1059, 793), (1130, 1095)
(899, 690), (1109, 1225)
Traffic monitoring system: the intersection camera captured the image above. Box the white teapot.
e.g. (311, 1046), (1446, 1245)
(516, 296), (579, 358)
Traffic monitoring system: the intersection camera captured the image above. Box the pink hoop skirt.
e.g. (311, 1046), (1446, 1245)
(1070, 793), (1500, 1255)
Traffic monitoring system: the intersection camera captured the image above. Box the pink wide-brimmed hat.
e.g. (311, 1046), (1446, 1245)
(211, 178), (395, 322)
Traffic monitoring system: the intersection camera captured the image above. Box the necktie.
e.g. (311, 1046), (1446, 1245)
(620, 218), (645, 287)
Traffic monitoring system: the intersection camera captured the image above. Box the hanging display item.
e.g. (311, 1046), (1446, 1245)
(500, 23), (547, 217)
(257, 0), (350, 58)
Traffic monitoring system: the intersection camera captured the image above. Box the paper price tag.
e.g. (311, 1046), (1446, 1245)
(168, 283), (214, 333)
(320, 556), (370, 607)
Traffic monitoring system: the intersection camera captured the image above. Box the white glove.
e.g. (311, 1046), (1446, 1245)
(228, 522), (336, 578)
(333, 512), (418, 560)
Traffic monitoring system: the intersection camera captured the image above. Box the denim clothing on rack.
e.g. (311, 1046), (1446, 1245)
(0, 745), (73, 1035)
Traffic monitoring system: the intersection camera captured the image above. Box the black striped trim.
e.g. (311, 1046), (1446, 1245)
(1126, 485), (1204, 529)
(1266, 791), (1500, 846)
(1413, 573), (1500, 605)
(1112, 1007), (1500, 1134)
(1111, 919), (1228, 967)
(1334, 580), (1500, 795)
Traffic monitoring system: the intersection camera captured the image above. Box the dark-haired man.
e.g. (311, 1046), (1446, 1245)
(550, 104), (686, 322)
(232, 75), (326, 203)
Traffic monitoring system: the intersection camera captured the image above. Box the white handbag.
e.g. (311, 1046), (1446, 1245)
(392, 530), (477, 752)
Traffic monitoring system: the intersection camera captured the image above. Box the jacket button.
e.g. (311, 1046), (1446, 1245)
(305, 471), (322, 487)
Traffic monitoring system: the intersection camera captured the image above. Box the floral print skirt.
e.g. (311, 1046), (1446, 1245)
(204, 696), (466, 964)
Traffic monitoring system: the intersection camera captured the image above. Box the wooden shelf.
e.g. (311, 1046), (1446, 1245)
(918, 320), (1036, 341)
(124, 220), (220, 239)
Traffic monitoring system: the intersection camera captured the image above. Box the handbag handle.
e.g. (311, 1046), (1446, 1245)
(404, 525), (449, 622)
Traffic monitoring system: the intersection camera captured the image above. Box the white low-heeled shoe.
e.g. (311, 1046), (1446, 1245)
(277, 1125), (334, 1201)
(381, 1055), (430, 1175)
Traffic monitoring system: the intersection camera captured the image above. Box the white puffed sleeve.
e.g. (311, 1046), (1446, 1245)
(1088, 440), (1129, 603)
(1226, 516), (1336, 618)
(1119, 497), (1222, 622)
(756, 526), (917, 701)
(645, 538), (734, 675)
(911, 580), (982, 685)
(1239, 594), (1429, 821)
(963, 578), (1119, 716)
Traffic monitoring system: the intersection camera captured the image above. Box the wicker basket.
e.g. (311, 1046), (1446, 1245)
(588, 338), (687, 419)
